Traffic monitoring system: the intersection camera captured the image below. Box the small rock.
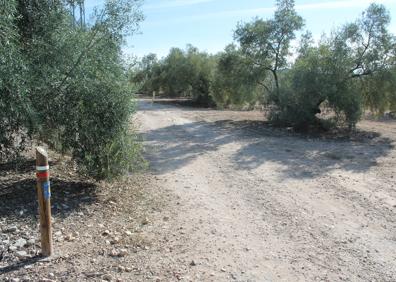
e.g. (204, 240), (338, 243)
(13, 238), (28, 249)
(84, 272), (103, 278)
(103, 274), (113, 281)
(102, 230), (111, 236)
(190, 260), (197, 266)
(142, 218), (149, 225)
(110, 249), (119, 257)
(9, 246), (17, 252)
(125, 267), (132, 272)
(124, 231), (132, 236)
(11, 278), (20, 282)
(16, 250), (28, 258)
(118, 249), (128, 257)
(26, 239), (35, 246)
(65, 234), (75, 242)
(55, 231), (62, 237)
(118, 265), (125, 272)
(5, 226), (18, 233)
(111, 237), (120, 244)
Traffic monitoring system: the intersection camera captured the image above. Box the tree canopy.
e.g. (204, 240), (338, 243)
(133, 0), (395, 130)
(1, 0), (145, 178)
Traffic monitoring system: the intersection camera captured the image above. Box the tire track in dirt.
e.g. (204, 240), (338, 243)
(135, 99), (396, 282)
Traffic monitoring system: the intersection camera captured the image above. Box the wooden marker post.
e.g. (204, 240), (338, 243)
(35, 147), (53, 257)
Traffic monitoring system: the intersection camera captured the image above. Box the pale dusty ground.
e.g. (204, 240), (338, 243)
(1, 99), (395, 282)
(134, 99), (396, 282)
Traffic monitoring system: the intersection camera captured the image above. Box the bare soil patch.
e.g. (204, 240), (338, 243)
(1, 99), (396, 281)
(0, 149), (167, 281)
(134, 99), (396, 281)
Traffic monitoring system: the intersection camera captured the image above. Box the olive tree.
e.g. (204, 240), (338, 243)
(346, 3), (396, 116)
(234, 0), (304, 98)
(279, 3), (396, 130)
(132, 53), (162, 94)
(1, 0), (146, 179)
(133, 45), (216, 106)
(211, 44), (264, 108)
(0, 0), (34, 160)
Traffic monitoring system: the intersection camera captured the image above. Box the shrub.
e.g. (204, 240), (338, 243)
(268, 3), (394, 131)
(1, 0), (145, 179)
(268, 44), (363, 130)
(0, 0), (35, 160)
(211, 44), (264, 108)
(132, 45), (216, 107)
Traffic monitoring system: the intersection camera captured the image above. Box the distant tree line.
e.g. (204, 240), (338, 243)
(131, 45), (217, 106)
(131, 0), (396, 131)
(0, 0), (145, 179)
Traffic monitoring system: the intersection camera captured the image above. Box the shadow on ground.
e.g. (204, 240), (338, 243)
(0, 255), (46, 274)
(0, 158), (98, 222)
(143, 119), (394, 179)
(137, 99), (214, 112)
(0, 158), (37, 174)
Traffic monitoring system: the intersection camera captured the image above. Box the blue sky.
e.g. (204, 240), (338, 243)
(86, 0), (396, 58)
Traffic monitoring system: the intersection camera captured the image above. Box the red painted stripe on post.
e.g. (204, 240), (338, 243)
(36, 171), (49, 179)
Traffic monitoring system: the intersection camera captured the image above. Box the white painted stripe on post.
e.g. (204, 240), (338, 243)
(36, 165), (49, 171)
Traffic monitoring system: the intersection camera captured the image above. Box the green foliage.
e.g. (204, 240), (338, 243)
(131, 0), (395, 131)
(160, 47), (193, 97)
(132, 53), (162, 93)
(234, 0), (304, 97)
(0, 0), (34, 160)
(132, 45), (216, 107)
(390, 68), (396, 112)
(184, 46), (216, 106)
(286, 3), (394, 130)
(360, 68), (396, 115)
(234, 1), (395, 130)
(1, 0), (145, 179)
(211, 45), (264, 108)
(270, 43), (363, 130)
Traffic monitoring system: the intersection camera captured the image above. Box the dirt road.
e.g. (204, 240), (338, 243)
(1, 99), (395, 281)
(135, 99), (396, 281)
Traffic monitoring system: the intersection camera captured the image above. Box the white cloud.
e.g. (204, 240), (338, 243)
(144, 0), (396, 27)
(84, 0), (396, 22)
(296, 0), (395, 11)
(142, 7), (274, 27)
(216, 0), (395, 17)
(144, 0), (215, 9)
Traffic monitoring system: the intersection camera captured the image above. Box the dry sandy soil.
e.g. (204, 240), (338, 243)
(1, 98), (396, 281)
(134, 99), (396, 282)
